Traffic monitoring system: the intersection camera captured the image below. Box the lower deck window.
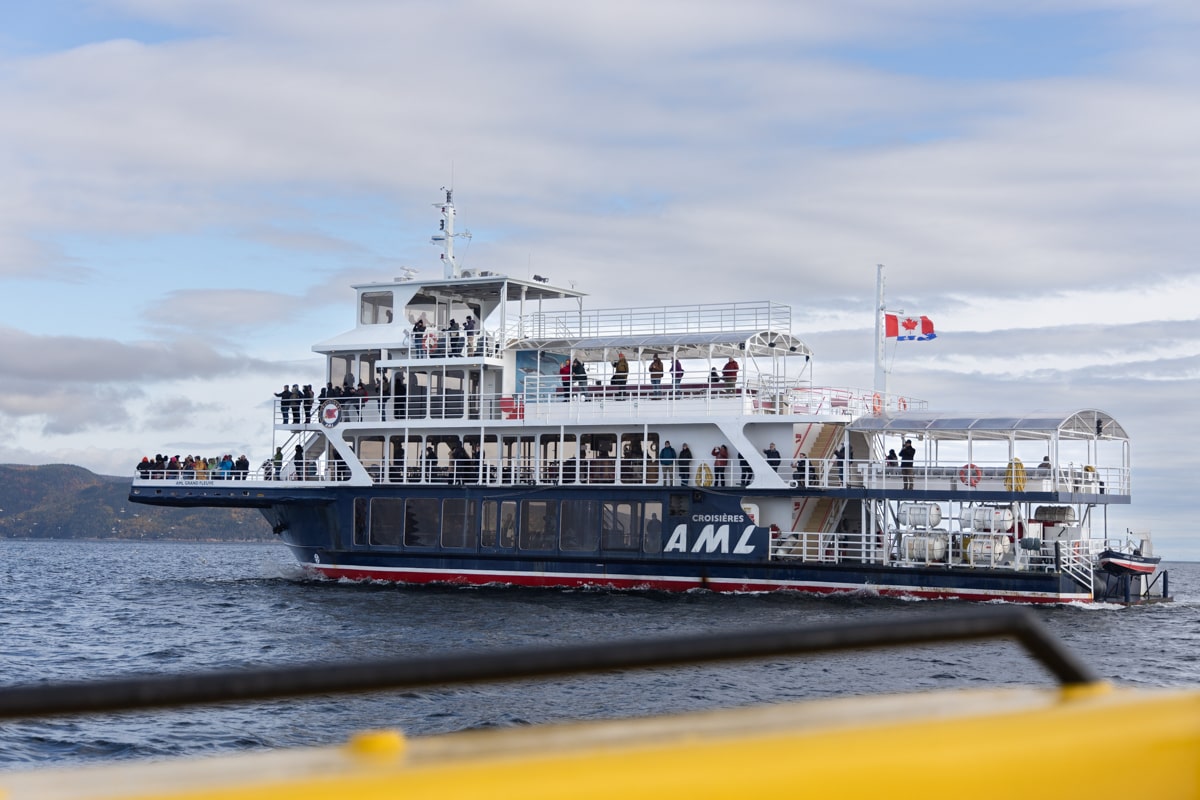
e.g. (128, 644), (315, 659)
(441, 498), (475, 548)
(520, 499), (558, 550)
(359, 495), (672, 555)
(368, 498), (403, 546)
(559, 499), (599, 551)
(404, 498), (440, 546)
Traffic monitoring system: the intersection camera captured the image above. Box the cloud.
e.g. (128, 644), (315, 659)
(142, 394), (221, 430)
(0, 326), (284, 436)
(0, 326), (265, 382)
(142, 289), (303, 335)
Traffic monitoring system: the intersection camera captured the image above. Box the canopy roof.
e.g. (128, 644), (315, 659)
(517, 330), (811, 361)
(850, 409), (1127, 441)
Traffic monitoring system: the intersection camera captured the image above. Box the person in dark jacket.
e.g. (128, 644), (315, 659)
(900, 439), (916, 489)
(764, 443), (782, 472)
(677, 443), (693, 486)
(659, 440), (678, 485)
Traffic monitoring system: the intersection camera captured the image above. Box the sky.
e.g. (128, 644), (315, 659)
(0, 1), (1196, 557)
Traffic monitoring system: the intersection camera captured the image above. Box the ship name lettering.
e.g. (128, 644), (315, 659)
(175, 480), (215, 486)
(664, 524), (756, 555)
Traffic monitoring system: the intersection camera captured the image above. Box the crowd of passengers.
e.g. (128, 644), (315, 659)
(556, 354), (741, 398)
(275, 379), (387, 424)
(410, 315), (480, 358)
(136, 453), (252, 480)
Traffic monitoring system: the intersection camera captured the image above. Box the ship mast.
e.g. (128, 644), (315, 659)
(873, 263), (887, 398)
(431, 188), (471, 278)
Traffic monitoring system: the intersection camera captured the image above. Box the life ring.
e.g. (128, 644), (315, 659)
(695, 462), (714, 487)
(317, 399), (341, 428)
(871, 393), (883, 414)
(959, 463), (983, 487)
(897, 396), (908, 411)
(423, 331), (438, 351)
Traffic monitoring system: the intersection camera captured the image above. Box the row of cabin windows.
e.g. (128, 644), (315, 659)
(353, 496), (687, 553)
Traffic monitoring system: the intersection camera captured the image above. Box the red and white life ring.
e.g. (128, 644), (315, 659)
(897, 396), (908, 411)
(423, 331), (438, 351)
(959, 463), (983, 487)
(871, 392), (883, 414)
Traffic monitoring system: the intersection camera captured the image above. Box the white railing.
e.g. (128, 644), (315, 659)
(358, 456), (662, 487)
(395, 329), (504, 360)
(770, 531), (876, 563)
(858, 459), (1127, 496)
(788, 387), (928, 416)
(513, 301), (791, 340)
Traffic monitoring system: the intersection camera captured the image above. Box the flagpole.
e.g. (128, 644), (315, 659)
(874, 264), (887, 400)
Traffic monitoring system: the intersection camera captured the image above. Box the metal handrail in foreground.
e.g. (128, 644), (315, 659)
(0, 608), (1098, 720)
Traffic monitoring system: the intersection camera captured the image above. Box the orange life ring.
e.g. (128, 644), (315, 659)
(871, 393), (883, 414)
(897, 396), (908, 411)
(423, 331), (438, 351)
(959, 463), (983, 487)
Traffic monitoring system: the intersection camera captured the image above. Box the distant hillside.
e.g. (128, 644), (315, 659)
(0, 464), (273, 541)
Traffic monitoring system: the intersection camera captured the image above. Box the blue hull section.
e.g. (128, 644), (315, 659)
(130, 482), (1091, 603)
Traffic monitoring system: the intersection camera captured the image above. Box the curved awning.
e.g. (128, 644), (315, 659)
(514, 329), (811, 362)
(850, 409), (1128, 441)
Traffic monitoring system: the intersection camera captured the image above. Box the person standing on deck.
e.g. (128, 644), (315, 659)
(289, 384), (302, 424)
(572, 358), (588, 397)
(792, 452), (809, 487)
(302, 385), (314, 424)
(649, 355), (664, 397)
(764, 443), (782, 472)
(659, 440), (677, 485)
(463, 315), (477, 355)
(722, 357), (739, 392)
(611, 353), (630, 395)
(712, 444), (729, 487)
(678, 443), (693, 486)
(274, 385), (292, 425)
(900, 439), (916, 490)
(671, 358), (685, 396)
(559, 359), (572, 399)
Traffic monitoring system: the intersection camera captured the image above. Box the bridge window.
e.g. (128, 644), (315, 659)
(360, 291), (394, 325)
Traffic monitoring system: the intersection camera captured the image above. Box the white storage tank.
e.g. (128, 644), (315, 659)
(959, 506), (1015, 532)
(898, 503), (942, 528)
(964, 535), (1011, 562)
(902, 534), (948, 562)
(1034, 506), (1076, 523)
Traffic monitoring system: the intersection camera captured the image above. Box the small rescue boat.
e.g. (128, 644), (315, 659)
(1098, 548), (1161, 576)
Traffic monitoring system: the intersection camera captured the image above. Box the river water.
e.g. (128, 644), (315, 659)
(0, 539), (1195, 769)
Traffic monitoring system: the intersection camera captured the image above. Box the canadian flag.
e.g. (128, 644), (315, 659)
(885, 314), (936, 341)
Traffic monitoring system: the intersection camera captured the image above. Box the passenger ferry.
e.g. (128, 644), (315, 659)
(129, 190), (1167, 604)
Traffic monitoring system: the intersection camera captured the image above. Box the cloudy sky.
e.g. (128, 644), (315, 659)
(1, 1), (1197, 556)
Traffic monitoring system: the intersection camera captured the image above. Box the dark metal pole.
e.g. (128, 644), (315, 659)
(0, 606), (1098, 720)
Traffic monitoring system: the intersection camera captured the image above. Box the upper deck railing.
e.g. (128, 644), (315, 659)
(515, 301), (791, 341)
(270, 374), (924, 427)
